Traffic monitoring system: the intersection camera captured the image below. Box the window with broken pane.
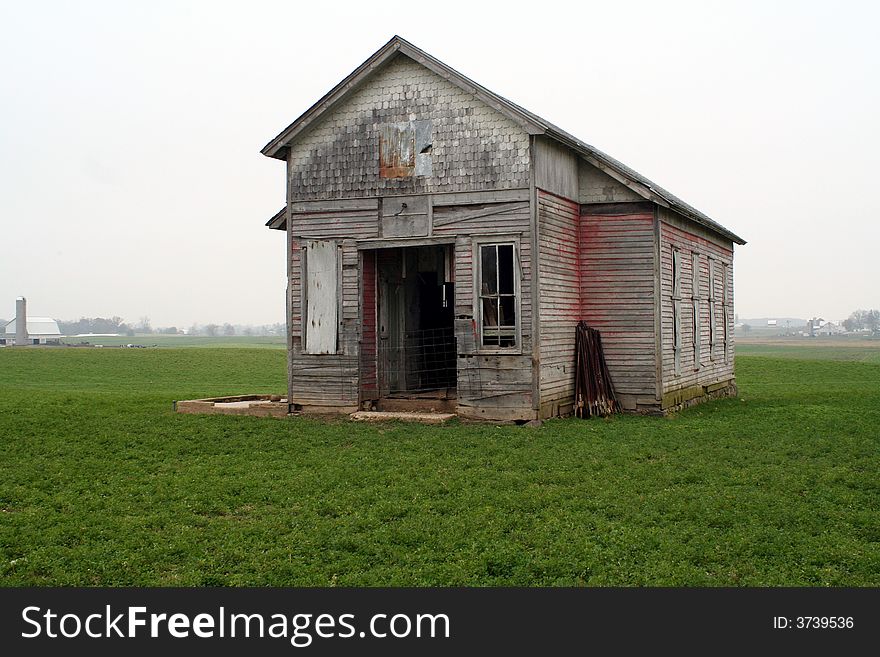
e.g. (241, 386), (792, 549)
(479, 243), (517, 347)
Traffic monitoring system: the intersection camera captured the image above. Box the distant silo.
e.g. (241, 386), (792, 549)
(16, 297), (27, 345)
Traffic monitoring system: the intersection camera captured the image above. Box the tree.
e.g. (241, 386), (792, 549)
(742, 324), (751, 335)
(58, 316), (130, 335)
(136, 316), (152, 334)
(204, 324), (219, 337)
(844, 309), (880, 332)
(223, 323), (236, 336)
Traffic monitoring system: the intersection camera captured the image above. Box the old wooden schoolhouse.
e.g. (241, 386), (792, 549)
(262, 36), (746, 421)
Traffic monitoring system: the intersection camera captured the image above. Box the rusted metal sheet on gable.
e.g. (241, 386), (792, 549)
(379, 123), (414, 178)
(379, 120), (432, 179)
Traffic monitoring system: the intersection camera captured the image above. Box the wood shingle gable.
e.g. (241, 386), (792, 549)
(263, 35), (744, 246)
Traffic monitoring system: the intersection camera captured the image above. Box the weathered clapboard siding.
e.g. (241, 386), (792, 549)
(433, 201), (533, 354)
(289, 354), (359, 407)
(456, 354), (535, 421)
(287, 202), (380, 407)
(359, 249), (378, 401)
(290, 240), (303, 339)
(537, 190), (580, 415)
(580, 205), (657, 406)
(289, 200), (380, 239)
(453, 235), (473, 319)
(658, 207), (734, 398)
(433, 201), (535, 419)
(288, 237), (362, 408)
(578, 160), (643, 204)
(534, 137), (578, 201)
(287, 55), (530, 200)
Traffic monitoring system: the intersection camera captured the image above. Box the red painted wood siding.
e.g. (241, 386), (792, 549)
(360, 250), (378, 399)
(580, 208), (657, 402)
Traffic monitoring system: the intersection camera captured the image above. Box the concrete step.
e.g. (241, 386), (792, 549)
(350, 411), (456, 424)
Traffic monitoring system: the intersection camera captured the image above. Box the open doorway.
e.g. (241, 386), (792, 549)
(364, 244), (456, 407)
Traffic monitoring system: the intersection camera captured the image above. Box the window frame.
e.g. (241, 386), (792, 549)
(472, 236), (522, 354)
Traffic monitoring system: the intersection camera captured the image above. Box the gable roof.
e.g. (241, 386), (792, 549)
(4, 317), (62, 336)
(263, 36), (745, 245)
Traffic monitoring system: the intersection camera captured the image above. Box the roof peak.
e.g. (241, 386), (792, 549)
(262, 37), (744, 245)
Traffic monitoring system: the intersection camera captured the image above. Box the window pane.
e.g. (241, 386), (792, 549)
(499, 295), (516, 327)
(498, 244), (514, 294)
(481, 245), (497, 295)
(499, 333), (516, 348)
(478, 242), (517, 349)
(482, 297), (499, 327)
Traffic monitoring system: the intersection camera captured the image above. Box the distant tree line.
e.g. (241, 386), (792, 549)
(58, 317), (135, 336)
(56, 316), (285, 337)
(843, 309), (879, 333)
(55, 316), (285, 337)
(186, 322), (285, 337)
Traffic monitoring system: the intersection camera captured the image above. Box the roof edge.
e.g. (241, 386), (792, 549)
(261, 35), (545, 161)
(544, 129), (746, 245)
(262, 37), (745, 246)
(266, 206), (286, 230)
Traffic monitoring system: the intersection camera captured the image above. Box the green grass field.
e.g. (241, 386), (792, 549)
(1, 342), (878, 586)
(61, 334), (286, 349)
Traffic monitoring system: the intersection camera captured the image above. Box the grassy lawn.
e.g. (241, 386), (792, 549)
(1, 344), (878, 586)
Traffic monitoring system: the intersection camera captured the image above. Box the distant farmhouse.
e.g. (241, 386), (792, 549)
(1, 297), (61, 345)
(807, 318), (844, 337)
(262, 37), (745, 420)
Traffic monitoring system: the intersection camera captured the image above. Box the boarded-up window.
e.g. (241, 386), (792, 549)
(379, 121), (432, 178)
(673, 301), (682, 376)
(672, 250), (682, 375)
(479, 243), (517, 348)
(708, 258), (717, 359)
(672, 250), (682, 300)
(303, 240), (339, 354)
(722, 263), (730, 362)
(692, 252), (701, 369)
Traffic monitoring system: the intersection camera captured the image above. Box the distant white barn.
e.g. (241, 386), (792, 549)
(815, 320), (844, 336)
(1, 297), (62, 345)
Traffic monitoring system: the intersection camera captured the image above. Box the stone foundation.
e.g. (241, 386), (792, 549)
(660, 379), (738, 414)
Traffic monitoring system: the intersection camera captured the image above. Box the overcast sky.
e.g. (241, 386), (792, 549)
(1, 0), (878, 326)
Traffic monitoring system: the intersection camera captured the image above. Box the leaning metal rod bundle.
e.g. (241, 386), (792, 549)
(574, 321), (620, 418)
